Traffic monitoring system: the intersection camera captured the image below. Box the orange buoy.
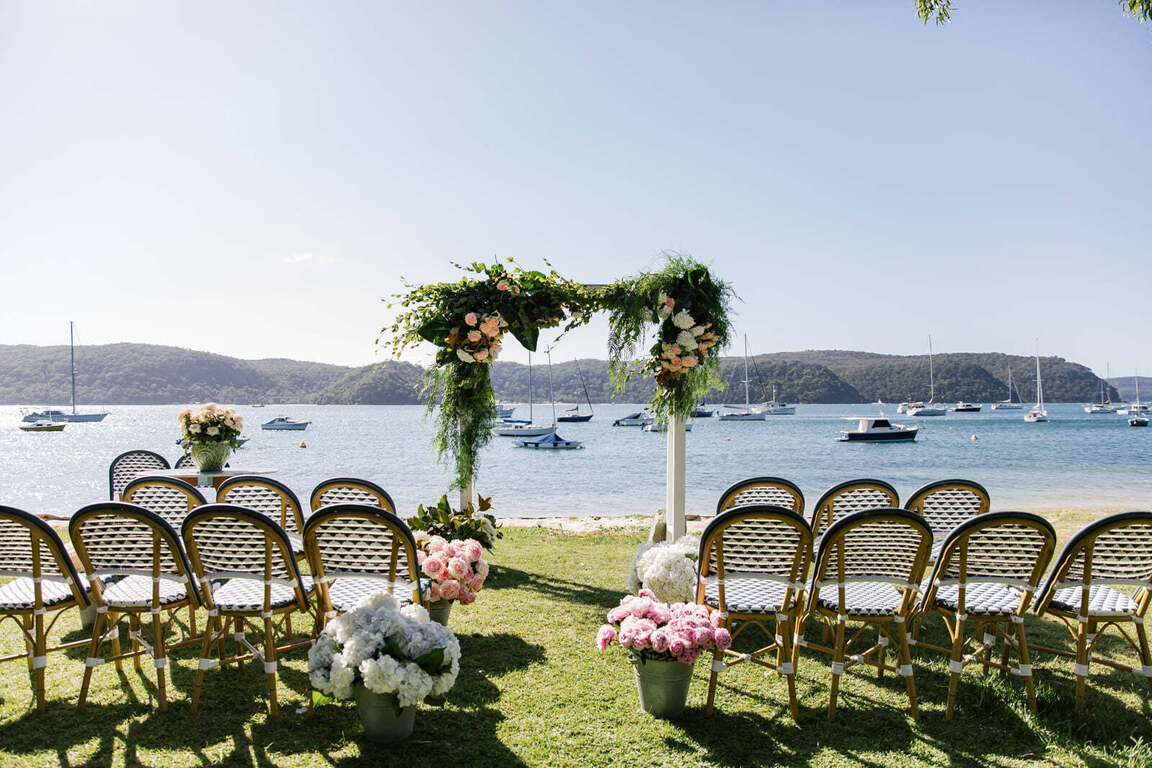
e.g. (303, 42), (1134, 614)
(299, 441), (307, 448)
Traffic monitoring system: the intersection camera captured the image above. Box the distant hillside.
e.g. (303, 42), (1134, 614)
(0, 343), (1115, 405)
(1108, 376), (1151, 403)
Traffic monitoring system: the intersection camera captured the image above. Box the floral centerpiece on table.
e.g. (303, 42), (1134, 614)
(597, 589), (732, 665)
(407, 494), (501, 551)
(309, 593), (460, 735)
(414, 534), (489, 607)
(178, 403), (243, 471)
(627, 535), (700, 604)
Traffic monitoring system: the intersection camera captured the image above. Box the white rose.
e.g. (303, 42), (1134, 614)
(206, 426), (220, 436)
(676, 330), (698, 351)
(691, 324), (706, 337)
(672, 310), (695, 330)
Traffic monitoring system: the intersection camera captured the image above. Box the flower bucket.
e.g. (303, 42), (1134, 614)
(189, 442), (230, 472)
(427, 599), (453, 626)
(631, 656), (694, 718)
(352, 684), (416, 743)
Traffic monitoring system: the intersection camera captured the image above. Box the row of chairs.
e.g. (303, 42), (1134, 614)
(697, 481), (1152, 721)
(0, 490), (422, 714)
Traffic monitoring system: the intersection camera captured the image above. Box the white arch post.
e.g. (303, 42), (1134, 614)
(665, 414), (686, 541)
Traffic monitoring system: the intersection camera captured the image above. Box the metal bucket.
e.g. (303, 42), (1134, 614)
(631, 656), (694, 718)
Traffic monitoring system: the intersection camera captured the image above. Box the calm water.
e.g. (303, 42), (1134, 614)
(1, 403), (1150, 520)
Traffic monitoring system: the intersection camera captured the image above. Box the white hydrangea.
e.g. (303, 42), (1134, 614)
(672, 310), (695, 330)
(633, 535), (700, 604)
(328, 651), (356, 700)
(676, 330), (698, 351)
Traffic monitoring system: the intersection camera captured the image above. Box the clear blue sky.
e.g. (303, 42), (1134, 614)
(1, 1), (1149, 377)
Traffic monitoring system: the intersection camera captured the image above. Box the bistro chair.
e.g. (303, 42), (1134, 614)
(695, 504), (812, 721)
(0, 505), (92, 711)
(809, 479), (899, 542)
(108, 450), (170, 500)
(69, 502), (200, 711)
(122, 476), (207, 530)
(715, 477), (805, 517)
(304, 503), (426, 633)
(217, 476), (306, 556)
(1032, 511), (1152, 710)
(182, 504), (315, 716)
(904, 479), (991, 558)
(309, 478), (395, 513)
(801, 508), (933, 720)
(916, 512), (1056, 717)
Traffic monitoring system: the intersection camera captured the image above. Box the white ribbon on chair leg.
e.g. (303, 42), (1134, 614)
(198, 658), (219, 670)
(711, 660), (726, 673)
(831, 662), (844, 676)
(32, 655), (47, 669)
(1010, 664), (1032, 677)
(949, 660), (964, 674)
(898, 664), (914, 677)
(1074, 663), (1089, 677)
(264, 661), (277, 674)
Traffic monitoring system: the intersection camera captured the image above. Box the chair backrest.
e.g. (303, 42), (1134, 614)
(109, 450), (171, 500)
(808, 508), (933, 617)
(303, 503), (424, 606)
(182, 504), (309, 612)
(122, 477), (207, 530)
(921, 512), (1055, 616)
(173, 454), (195, 469)
(217, 476), (306, 537)
(69, 502), (197, 607)
(696, 504), (813, 610)
(309, 478), (395, 513)
(904, 479), (990, 540)
(715, 477), (805, 516)
(0, 505), (89, 608)
(809, 479), (899, 539)
(1035, 511), (1152, 616)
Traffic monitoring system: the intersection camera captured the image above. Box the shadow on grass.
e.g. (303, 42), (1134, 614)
(487, 565), (622, 611)
(446, 632), (546, 707)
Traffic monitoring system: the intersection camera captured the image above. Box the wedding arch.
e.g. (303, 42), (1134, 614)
(383, 254), (734, 541)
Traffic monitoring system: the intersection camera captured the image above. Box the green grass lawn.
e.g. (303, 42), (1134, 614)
(2, 522), (1152, 767)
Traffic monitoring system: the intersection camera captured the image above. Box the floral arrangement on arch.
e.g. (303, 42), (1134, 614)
(383, 260), (598, 489)
(414, 533), (489, 605)
(597, 590), (732, 665)
(407, 494), (502, 551)
(309, 593), (460, 711)
(178, 404), (243, 448)
(603, 253), (734, 419)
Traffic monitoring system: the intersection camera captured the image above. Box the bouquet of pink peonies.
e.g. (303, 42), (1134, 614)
(415, 534), (489, 605)
(596, 589), (732, 665)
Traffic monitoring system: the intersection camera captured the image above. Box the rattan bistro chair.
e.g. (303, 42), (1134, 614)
(917, 512), (1056, 717)
(695, 504), (812, 721)
(1032, 511), (1152, 711)
(904, 479), (990, 559)
(109, 450), (170, 500)
(802, 509), (933, 720)
(182, 504), (315, 716)
(304, 503), (426, 630)
(715, 477), (805, 516)
(309, 478), (395, 513)
(809, 479), (899, 542)
(0, 505), (92, 711)
(122, 476), (207, 530)
(217, 476), (306, 557)
(69, 502), (201, 711)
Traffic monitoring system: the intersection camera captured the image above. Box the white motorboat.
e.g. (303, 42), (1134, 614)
(1024, 344), (1050, 423)
(951, 402), (982, 412)
(837, 417), (918, 442)
(19, 419), (66, 432)
(896, 401), (921, 414)
(261, 416), (310, 431)
(613, 411), (654, 427)
(643, 419), (694, 433)
(763, 385), (795, 415)
(907, 404), (947, 417)
(718, 336), (767, 421)
(991, 365), (1023, 410)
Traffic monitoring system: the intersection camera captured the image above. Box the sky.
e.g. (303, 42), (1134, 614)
(1, 1), (1149, 377)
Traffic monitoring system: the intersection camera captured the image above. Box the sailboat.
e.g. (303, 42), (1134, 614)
(1130, 372), (1148, 427)
(1025, 344), (1050, 422)
(718, 336), (766, 421)
(22, 322), (109, 423)
(991, 365), (1023, 410)
(495, 352), (554, 436)
(516, 348), (582, 449)
(907, 336), (946, 416)
(1085, 365), (1116, 414)
(763, 384), (796, 415)
(557, 359), (594, 422)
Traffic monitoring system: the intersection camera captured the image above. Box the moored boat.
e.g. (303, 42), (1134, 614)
(991, 365), (1023, 410)
(613, 411), (654, 427)
(837, 417), (918, 442)
(516, 431), (583, 449)
(1024, 345), (1050, 423)
(951, 402), (982, 412)
(19, 419), (67, 432)
(261, 417), (310, 431)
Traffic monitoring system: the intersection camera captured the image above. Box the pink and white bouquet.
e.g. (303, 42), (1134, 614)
(414, 533), (489, 605)
(178, 403), (243, 447)
(596, 589), (732, 665)
(444, 311), (508, 364)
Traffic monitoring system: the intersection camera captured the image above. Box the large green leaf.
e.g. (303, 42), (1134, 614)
(415, 647), (445, 674)
(417, 318), (453, 347)
(312, 689), (334, 708)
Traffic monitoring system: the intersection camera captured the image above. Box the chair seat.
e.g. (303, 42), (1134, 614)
(100, 575), (191, 610)
(210, 575), (314, 613)
(816, 581), (903, 616)
(704, 578), (791, 614)
(328, 577), (418, 612)
(933, 583), (1023, 616)
(1047, 584), (1139, 617)
(0, 578), (80, 611)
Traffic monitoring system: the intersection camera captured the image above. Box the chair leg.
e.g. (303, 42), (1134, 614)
(946, 614), (966, 720)
(1134, 619), (1152, 695)
(33, 607), (47, 712)
(152, 611), (169, 712)
(22, 614), (35, 672)
(78, 610), (108, 710)
(191, 614), (219, 715)
(705, 646), (721, 716)
(896, 619), (919, 721)
(828, 615), (846, 720)
(234, 617), (246, 671)
(877, 624), (889, 680)
(1074, 616), (1089, 711)
(129, 614), (142, 671)
(1013, 618), (1037, 713)
(110, 612), (123, 671)
(780, 613), (799, 722)
(263, 614), (280, 717)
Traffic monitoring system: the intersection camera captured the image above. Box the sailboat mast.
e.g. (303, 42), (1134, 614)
(70, 320), (77, 414)
(927, 334), (935, 403)
(575, 359), (594, 415)
(527, 352), (533, 422)
(546, 348), (557, 426)
(743, 335), (751, 408)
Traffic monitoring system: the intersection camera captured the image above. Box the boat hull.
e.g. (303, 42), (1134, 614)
(556, 414), (593, 422)
(990, 403), (1022, 410)
(838, 429), (917, 442)
(495, 426), (555, 437)
(22, 410), (107, 423)
(262, 422), (309, 431)
(19, 422), (66, 432)
(718, 412), (766, 421)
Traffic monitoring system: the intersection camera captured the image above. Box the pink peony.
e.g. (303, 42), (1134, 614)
(678, 647), (701, 665)
(458, 585), (476, 605)
(638, 589), (657, 600)
(468, 574), (485, 593)
(464, 312), (478, 326)
(474, 559), (490, 579)
(416, 550), (426, 565)
(447, 557), (472, 580)
(667, 635), (687, 657)
(693, 627), (715, 649)
(714, 628), (732, 651)
(665, 297), (675, 309)
(650, 629), (670, 654)
(648, 603), (671, 625)
(421, 556), (445, 578)
(607, 605), (630, 624)
(439, 580), (461, 600)
(596, 624), (617, 651)
(427, 581), (441, 601)
(427, 536), (449, 553)
(460, 540), (484, 563)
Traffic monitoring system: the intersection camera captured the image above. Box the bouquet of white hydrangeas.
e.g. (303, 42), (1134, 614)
(627, 535), (700, 604)
(309, 592), (460, 712)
